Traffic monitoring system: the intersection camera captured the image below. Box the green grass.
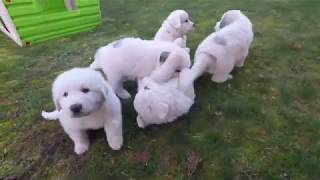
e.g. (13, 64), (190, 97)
(1, 0), (320, 179)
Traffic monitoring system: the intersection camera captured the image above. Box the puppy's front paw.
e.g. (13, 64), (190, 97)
(117, 90), (131, 99)
(74, 143), (89, 155)
(41, 111), (50, 119)
(108, 135), (123, 150)
(184, 48), (190, 54)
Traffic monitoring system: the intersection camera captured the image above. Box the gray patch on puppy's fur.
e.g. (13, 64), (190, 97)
(213, 36), (227, 46)
(112, 39), (124, 48)
(159, 51), (171, 64)
(219, 17), (231, 29)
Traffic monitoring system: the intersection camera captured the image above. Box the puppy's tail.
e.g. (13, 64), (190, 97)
(90, 47), (104, 69)
(89, 59), (101, 69)
(41, 110), (60, 121)
(214, 21), (221, 32)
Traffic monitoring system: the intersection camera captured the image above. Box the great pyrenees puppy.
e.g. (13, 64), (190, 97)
(133, 69), (195, 128)
(190, 10), (253, 83)
(41, 68), (123, 155)
(154, 10), (195, 48)
(90, 37), (191, 99)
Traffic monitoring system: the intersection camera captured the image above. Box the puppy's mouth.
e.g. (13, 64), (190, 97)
(72, 112), (90, 118)
(190, 25), (195, 32)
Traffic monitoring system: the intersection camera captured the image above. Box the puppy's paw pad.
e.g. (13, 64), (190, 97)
(74, 143), (89, 155)
(117, 90), (131, 99)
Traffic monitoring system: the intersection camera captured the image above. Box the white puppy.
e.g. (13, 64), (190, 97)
(154, 10), (194, 48)
(90, 37), (191, 99)
(189, 10), (253, 83)
(133, 69), (195, 128)
(41, 68), (123, 155)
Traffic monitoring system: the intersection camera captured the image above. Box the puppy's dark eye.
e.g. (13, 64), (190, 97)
(185, 19), (189, 23)
(63, 92), (68, 97)
(144, 86), (150, 90)
(81, 88), (90, 93)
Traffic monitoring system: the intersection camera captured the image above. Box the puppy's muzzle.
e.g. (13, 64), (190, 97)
(70, 104), (82, 114)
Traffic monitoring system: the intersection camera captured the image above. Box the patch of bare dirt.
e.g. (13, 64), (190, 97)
(186, 151), (203, 178)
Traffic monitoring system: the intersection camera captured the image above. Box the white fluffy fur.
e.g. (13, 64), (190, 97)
(154, 10), (194, 48)
(41, 68), (123, 155)
(189, 10), (254, 83)
(133, 69), (195, 128)
(90, 37), (191, 99)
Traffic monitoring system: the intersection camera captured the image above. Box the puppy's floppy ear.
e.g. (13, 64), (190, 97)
(159, 51), (171, 64)
(168, 13), (182, 29)
(154, 102), (169, 120)
(99, 81), (109, 99)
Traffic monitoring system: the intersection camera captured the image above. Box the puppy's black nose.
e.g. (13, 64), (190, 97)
(70, 104), (82, 113)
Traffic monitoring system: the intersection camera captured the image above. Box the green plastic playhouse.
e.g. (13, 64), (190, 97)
(0, 0), (101, 46)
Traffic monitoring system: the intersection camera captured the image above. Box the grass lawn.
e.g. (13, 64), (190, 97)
(1, 0), (320, 179)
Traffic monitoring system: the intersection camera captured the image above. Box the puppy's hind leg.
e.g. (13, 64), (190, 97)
(89, 60), (101, 70)
(66, 130), (89, 155)
(178, 58), (210, 91)
(235, 51), (248, 68)
(191, 54), (213, 81)
(108, 76), (131, 99)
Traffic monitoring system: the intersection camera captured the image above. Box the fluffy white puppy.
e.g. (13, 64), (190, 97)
(90, 37), (191, 99)
(41, 68), (123, 155)
(154, 10), (195, 48)
(190, 10), (253, 83)
(133, 69), (195, 128)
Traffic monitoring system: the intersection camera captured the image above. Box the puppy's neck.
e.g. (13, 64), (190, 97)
(163, 20), (183, 38)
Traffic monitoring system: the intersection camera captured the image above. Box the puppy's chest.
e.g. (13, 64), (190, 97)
(59, 114), (106, 130)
